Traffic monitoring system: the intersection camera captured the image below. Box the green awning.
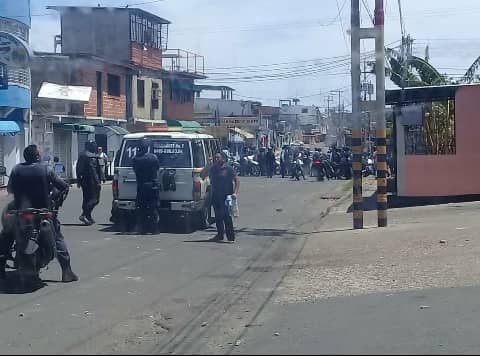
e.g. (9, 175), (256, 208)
(54, 123), (95, 133)
(166, 120), (203, 132)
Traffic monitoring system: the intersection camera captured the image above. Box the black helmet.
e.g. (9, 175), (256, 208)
(85, 140), (97, 153)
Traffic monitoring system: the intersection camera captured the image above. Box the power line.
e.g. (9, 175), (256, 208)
(335, 0), (350, 53)
(361, 0), (374, 24)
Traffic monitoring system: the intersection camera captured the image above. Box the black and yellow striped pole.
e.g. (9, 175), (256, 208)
(351, 0), (363, 229)
(352, 131), (363, 229)
(375, 0), (388, 227)
(376, 130), (388, 227)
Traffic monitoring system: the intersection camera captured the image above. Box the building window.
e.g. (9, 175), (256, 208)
(137, 79), (145, 108)
(107, 74), (121, 97)
(405, 100), (456, 155)
(130, 14), (168, 50)
(170, 88), (192, 104)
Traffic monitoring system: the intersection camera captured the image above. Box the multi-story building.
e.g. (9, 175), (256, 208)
(31, 53), (130, 180)
(49, 6), (205, 133)
(0, 0), (32, 183)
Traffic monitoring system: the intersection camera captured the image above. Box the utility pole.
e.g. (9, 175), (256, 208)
(324, 95), (333, 144)
(351, 0), (363, 230)
(375, 0), (388, 227)
(330, 90), (344, 147)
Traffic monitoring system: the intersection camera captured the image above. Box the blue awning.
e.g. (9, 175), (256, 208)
(0, 121), (21, 136)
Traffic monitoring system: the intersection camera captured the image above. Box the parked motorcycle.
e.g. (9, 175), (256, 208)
(247, 155), (261, 176)
(362, 155), (375, 177)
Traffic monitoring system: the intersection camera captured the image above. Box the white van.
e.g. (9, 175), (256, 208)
(111, 132), (222, 232)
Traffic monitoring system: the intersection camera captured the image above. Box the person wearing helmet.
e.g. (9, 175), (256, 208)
(132, 138), (160, 234)
(76, 140), (102, 225)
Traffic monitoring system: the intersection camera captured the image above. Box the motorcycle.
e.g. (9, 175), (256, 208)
(362, 156), (375, 177)
(4, 187), (68, 282)
(291, 156), (305, 181)
(312, 158), (326, 181)
(247, 155), (261, 176)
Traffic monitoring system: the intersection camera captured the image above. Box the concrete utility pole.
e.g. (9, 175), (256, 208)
(375, 0), (388, 227)
(330, 90), (344, 147)
(324, 95), (333, 144)
(351, 0), (363, 229)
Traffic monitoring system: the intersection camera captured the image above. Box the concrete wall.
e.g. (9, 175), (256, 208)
(399, 85), (480, 196)
(132, 74), (162, 121)
(60, 9), (131, 64)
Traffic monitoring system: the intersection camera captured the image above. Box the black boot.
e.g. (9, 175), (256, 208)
(61, 267), (79, 283)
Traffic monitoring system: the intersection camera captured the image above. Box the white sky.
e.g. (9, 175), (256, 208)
(27, 0), (480, 107)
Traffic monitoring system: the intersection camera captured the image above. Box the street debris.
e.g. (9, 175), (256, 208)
(439, 240), (447, 244)
(419, 305), (430, 310)
(201, 322), (208, 327)
(235, 340), (242, 346)
(275, 208), (283, 212)
(18, 313), (24, 317)
(274, 332), (280, 336)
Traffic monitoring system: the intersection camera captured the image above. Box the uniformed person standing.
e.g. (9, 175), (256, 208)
(76, 140), (102, 226)
(132, 138), (160, 234)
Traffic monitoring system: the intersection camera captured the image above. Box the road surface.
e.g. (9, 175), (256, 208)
(0, 176), (345, 354)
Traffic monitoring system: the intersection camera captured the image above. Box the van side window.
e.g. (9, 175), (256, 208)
(212, 139), (220, 154)
(192, 139), (206, 168)
(204, 139), (213, 161)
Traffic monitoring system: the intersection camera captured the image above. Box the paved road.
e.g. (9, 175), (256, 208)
(0, 176), (344, 354)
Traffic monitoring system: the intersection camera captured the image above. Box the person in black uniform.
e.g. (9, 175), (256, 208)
(76, 140), (102, 225)
(132, 138), (160, 234)
(0, 145), (78, 282)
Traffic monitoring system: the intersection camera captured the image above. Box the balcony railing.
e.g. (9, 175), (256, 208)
(162, 49), (205, 77)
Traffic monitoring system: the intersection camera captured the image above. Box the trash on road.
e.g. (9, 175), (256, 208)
(420, 305), (430, 309)
(235, 340), (242, 346)
(439, 240), (447, 244)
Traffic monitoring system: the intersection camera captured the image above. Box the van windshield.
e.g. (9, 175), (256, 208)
(120, 139), (192, 168)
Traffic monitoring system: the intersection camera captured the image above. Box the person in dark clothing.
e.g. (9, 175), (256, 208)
(257, 148), (267, 176)
(76, 140), (102, 225)
(132, 138), (160, 234)
(0, 144), (78, 282)
(265, 147), (276, 178)
(204, 152), (240, 242)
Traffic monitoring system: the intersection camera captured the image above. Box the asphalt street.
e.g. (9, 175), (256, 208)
(0, 176), (344, 354)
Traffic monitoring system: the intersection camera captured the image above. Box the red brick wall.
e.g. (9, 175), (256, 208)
(74, 64), (127, 119)
(131, 42), (162, 70)
(162, 79), (194, 121)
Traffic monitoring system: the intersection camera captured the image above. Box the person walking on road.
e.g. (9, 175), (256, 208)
(97, 146), (108, 183)
(76, 140), (102, 226)
(203, 152), (240, 243)
(266, 147), (276, 178)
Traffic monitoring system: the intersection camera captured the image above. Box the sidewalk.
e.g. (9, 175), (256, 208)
(233, 177), (480, 354)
